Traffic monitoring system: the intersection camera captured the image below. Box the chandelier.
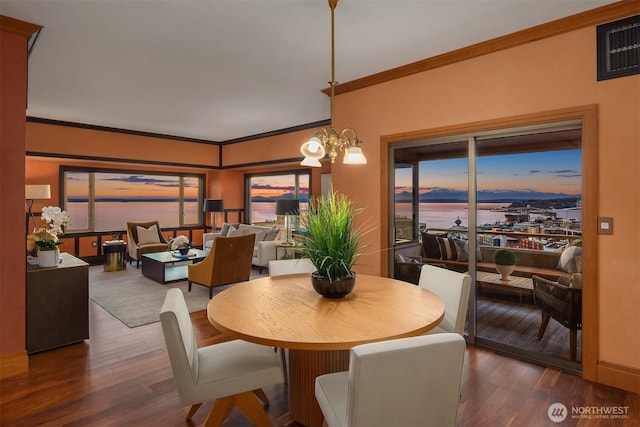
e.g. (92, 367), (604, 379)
(300, 0), (367, 167)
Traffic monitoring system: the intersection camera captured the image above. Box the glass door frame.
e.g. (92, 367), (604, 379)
(388, 119), (584, 374)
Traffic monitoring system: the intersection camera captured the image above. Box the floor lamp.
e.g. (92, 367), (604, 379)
(25, 184), (51, 232)
(203, 199), (224, 230)
(275, 199), (299, 246)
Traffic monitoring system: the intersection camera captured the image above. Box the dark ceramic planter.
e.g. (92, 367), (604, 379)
(178, 247), (190, 255)
(311, 271), (356, 298)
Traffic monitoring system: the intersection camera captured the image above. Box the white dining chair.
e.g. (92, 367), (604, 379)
(268, 258), (316, 277)
(315, 333), (466, 427)
(418, 264), (472, 335)
(160, 288), (284, 427)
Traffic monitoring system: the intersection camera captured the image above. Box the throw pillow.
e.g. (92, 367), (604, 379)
(569, 273), (583, 289)
(421, 232), (444, 258)
(264, 227), (280, 241)
(557, 245), (583, 273)
(456, 239), (483, 262)
(395, 253), (408, 263)
(454, 238), (467, 261)
(219, 222), (231, 237)
(254, 229), (269, 243)
(136, 225), (160, 245)
(227, 227), (246, 237)
(437, 237), (458, 260)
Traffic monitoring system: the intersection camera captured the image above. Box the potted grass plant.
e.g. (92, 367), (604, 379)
(300, 190), (369, 298)
(493, 248), (517, 281)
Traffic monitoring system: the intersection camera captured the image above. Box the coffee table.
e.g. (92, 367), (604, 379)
(141, 249), (207, 284)
(476, 271), (533, 303)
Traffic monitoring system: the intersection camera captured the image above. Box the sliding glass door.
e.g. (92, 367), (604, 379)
(390, 120), (583, 372)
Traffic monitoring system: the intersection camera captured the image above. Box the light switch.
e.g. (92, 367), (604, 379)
(598, 217), (613, 235)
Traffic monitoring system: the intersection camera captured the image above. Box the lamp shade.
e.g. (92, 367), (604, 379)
(203, 199), (224, 212)
(275, 199), (299, 216)
(25, 184), (51, 200)
(343, 146), (367, 164)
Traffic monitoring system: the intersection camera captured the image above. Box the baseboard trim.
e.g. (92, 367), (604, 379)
(0, 351), (28, 379)
(597, 361), (640, 393)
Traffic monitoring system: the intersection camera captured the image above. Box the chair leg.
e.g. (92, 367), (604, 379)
(537, 312), (550, 339)
(278, 348), (288, 384)
(188, 281), (192, 292)
(209, 286), (213, 299)
(570, 329), (578, 361)
(252, 388), (270, 405)
(204, 391), (273, 427)
(186, 402), (202, 420)
(205, 396), (236, 427)
(234, 391), (273, 427)
(136, 260), (140, 269)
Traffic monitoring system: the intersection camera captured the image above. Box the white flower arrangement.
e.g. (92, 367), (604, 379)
(170, 235), (191, 250)
(35, 206), (72, 250)
(41, 206), (72, 236)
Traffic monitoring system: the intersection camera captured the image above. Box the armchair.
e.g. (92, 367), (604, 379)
(532, 275), (582, 361)
(126, 221), (170, 268)
(188, 234), (255, 298)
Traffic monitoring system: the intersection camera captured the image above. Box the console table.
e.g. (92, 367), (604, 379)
(26, 253), (89, 354)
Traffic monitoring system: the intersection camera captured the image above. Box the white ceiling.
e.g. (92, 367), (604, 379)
(2, 0), (617, 142)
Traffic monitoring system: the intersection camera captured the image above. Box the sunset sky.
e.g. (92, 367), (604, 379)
(66, 172), (200, 199)
(66, 149), (580, 200)
(250, 175), (310, 198)
(396, 149), (582, 195)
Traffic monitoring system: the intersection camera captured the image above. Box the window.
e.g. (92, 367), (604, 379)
(63, 167), (205, 232)
(245, 171), (310, 224)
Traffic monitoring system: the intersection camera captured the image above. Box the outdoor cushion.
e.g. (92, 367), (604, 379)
(557, 245), (582, 273)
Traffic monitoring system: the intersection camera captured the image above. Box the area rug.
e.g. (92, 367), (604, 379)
(88, 264), (265, 328)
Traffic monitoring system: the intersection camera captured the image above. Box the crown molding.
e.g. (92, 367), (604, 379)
(323, 1), (640, 96)
(0, 15), (42, 37)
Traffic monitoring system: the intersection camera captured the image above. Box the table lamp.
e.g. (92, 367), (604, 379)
(203, 199), (224, 229)
(275, 199), (299, 246)
(25, 184), (51, 231)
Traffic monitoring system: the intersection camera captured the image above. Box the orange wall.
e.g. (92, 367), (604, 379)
(222, 128), (312, 166)
(27, 122), (220, 168)
(1, 22), (34, 362)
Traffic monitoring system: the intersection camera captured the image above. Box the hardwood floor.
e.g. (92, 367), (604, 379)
(476, 295), (582, 361)
(1, 300), (637, 426)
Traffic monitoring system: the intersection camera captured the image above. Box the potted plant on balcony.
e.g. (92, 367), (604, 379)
(300, 190), (369, 298)
(493, 248), (517, 281)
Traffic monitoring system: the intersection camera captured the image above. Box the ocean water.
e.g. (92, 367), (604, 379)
(67, 201), (199, 231)
(67, 200), (581, 232)
(396, 202), (581, 230)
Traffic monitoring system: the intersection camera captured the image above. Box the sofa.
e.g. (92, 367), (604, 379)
(419, 232), (580, 281)
(203, 223), (284, 271)
(395, 233), (582, 285)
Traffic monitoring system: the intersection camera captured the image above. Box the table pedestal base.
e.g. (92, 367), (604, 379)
(289, 349), (350, 427)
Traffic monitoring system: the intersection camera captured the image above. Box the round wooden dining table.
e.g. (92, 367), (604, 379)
(207, 273), (445, 427)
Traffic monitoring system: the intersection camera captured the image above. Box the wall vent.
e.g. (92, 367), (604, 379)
(597, 15), (639, 81)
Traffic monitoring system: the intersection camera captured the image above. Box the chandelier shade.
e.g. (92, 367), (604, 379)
(300, 0), (367, 167)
